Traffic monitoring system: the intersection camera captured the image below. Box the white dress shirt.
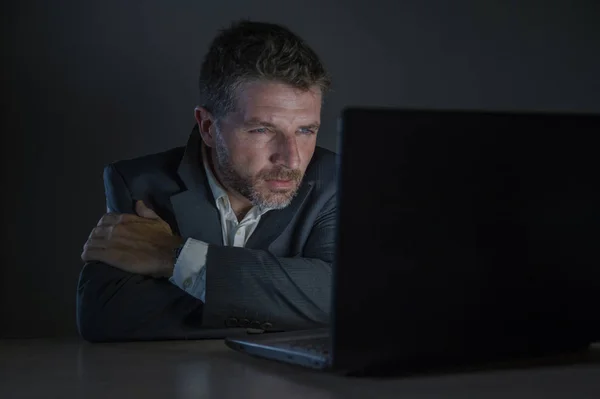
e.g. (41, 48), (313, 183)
(169, 145), (271, 302)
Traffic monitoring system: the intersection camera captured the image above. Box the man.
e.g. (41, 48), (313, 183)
(76, 20), (338, 342)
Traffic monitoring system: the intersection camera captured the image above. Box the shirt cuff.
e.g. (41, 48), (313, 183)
(169, 238), (209, 302)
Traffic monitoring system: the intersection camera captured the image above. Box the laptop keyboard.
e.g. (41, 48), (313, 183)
(274, 337), (331, 355)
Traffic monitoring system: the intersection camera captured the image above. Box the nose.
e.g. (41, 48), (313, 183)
(272, 135), (301, 170)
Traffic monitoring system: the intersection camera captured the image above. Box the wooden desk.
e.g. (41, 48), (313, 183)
(1, 339), (599, 398)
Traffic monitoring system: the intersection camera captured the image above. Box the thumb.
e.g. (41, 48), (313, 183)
(135, 200), (160, 220)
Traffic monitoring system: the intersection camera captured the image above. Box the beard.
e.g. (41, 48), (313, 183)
(213, 132), (303, 210)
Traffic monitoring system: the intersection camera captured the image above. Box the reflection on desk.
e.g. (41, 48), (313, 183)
(0, 339), (599, 399)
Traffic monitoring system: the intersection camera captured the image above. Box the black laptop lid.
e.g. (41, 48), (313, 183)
(332, 108), (600, 369)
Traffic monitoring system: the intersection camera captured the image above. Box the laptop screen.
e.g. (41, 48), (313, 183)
(332, 108), (600, 365)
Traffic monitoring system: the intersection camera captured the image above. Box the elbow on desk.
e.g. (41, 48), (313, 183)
(76, 309), (109, 343)
(75, 262), (122, 343)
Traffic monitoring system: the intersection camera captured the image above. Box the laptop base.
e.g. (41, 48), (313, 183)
(226, 329), (593, 376)
(225, 329), (332, 370)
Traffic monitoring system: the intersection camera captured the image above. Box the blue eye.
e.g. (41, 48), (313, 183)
(299, 128), (316, 135)
(250, 128), (268, 133)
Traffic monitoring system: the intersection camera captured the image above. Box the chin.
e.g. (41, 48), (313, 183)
(257, 191), (296, 209)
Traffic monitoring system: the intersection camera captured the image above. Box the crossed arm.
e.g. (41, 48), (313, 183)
(76, 165), (336, 342)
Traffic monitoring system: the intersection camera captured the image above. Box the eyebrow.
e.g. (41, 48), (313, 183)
(243, 118), (320, 130)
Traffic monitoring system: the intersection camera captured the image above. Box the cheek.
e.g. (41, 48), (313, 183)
(228, 142), (269, 174)
(298, 139), (317, 169)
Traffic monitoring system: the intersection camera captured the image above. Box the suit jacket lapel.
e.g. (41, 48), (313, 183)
(170, 126), (223, 245)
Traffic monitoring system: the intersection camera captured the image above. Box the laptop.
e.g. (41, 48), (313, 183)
(225, 107), (600, 375)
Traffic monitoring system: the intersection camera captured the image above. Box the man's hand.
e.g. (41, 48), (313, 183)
(81, 200), (184, 278)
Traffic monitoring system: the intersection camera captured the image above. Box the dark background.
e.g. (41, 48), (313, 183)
(1, 0), (599, 338)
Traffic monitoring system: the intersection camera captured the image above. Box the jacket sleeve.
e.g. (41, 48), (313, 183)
(201, 193), (337, 331)
(75, 164), (208, 342)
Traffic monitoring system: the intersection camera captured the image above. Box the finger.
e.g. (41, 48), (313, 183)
(90, 225), (143, 241)
(81, 246), (106, 263)
(81, 249), (108, 265)
(135, 200), (160, 220)
(83, 238), (108, 252)
(134, 201), (173, 233)
(90, 224), (172, 247)
(89, 225), (132, 240)
(81, 238), (109, 262)
(81, 246), (132, 268)
(89, 225), (112, 240)
(97, 212), (154, 227)
(85, 236), (165, 252)
(81, 243), (159, 276)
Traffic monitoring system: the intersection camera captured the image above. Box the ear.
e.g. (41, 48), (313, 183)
(194, 106), (217, 148)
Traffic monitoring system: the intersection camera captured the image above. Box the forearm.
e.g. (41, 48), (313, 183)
(76, 261), (204, 342)
(202, 245), (332, 330)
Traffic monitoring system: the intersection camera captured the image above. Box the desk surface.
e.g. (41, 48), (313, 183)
(1, 339), (599, 399)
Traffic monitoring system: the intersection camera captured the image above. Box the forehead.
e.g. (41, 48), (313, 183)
(231, 80), (322, 124)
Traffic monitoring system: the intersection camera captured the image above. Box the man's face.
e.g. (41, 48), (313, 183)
(206, 81), (321, 210)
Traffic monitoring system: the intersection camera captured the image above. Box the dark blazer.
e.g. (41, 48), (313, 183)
(76, 127), (338, 342)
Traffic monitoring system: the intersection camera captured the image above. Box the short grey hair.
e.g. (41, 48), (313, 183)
(198, 20), (331, 119)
